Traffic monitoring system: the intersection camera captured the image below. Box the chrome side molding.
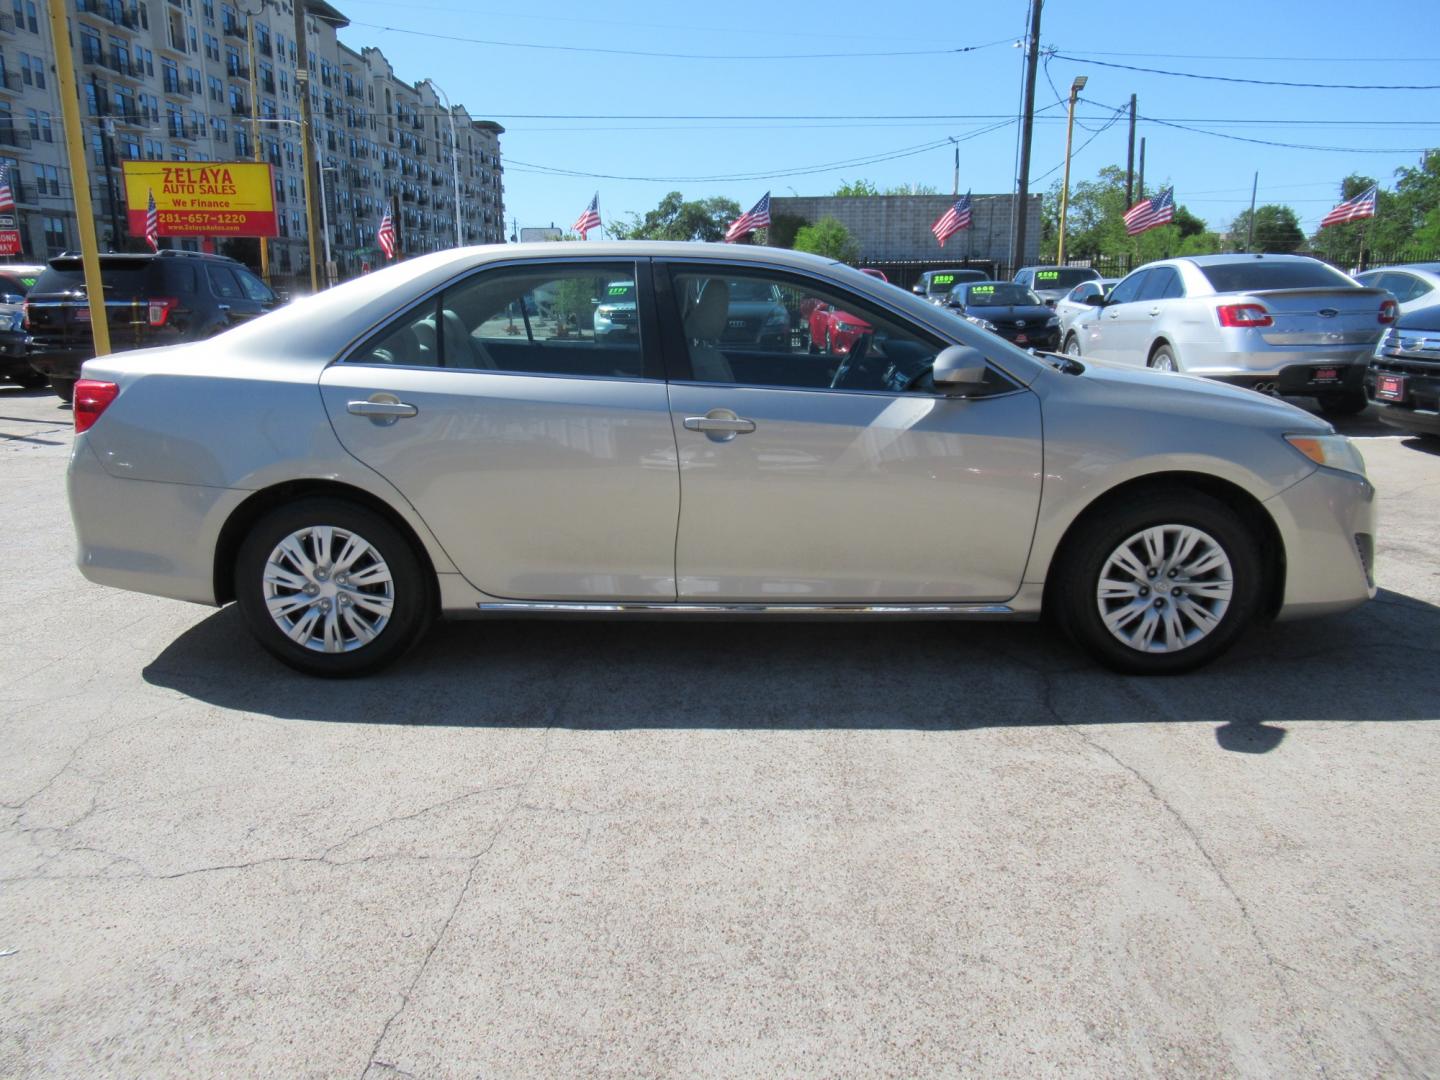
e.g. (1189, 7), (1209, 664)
(477, 601), (1019, 618)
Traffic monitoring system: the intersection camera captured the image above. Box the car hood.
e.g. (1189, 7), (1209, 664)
(1056, 353), (1333, 432)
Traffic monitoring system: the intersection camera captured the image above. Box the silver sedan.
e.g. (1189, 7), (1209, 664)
(67, 242), (1376, 676)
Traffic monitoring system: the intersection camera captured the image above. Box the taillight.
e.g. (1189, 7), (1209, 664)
(1379, 299), (1398, 325)
(1217, 303), (1273, 328)
(73, 380), (119, 434)
(147, 297), (178, 328)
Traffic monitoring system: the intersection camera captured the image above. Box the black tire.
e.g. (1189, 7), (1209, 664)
(50, 378), (76, 404)
(1317, 390), (1368, 416)
(8, 371), (48, 389)
(1148, 345), (1179, 372)
(1051, 490), (1264, 675)
(234, 497), (434, 677)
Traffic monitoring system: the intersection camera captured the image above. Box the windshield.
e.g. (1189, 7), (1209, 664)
(925, 271), (984, 295)
(727, 280), (780, 303)
(1029, 267), (1100, 290)
(964, 283), (1042, 306)
(1198, 260), (1355, 293)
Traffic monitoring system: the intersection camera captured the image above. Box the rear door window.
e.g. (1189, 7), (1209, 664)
(206, 265), (243, 300)
(159, 262), (197, 294)
(1198, 260), (1354, 293)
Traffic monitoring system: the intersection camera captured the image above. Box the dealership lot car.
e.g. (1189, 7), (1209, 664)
(1013, 265), (1103, 306)
(1353, 263), (1440, 315)
(950, 282), (1061, 351)
(1062, 253), (1396, 415)
(911, 268), (989, 305)
(1365, 301), (1440, 437)
(1053, 278), (1115, 342)
(26, 250), (279, 402)
(68, 242), (1376, 677)
(0, 263), (45, 387)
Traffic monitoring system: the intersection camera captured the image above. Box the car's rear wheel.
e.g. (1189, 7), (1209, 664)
(234, 498), (433, 677)
(1052, 491), (1263, 674)
(50, 378), (76, 404)
(1063, 333), (1081, 357)
(1148, 345), (1179, 372)
(1317, 390), (1368, 416)
(8, 371), (48, 389)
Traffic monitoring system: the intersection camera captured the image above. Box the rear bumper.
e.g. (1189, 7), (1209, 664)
(68, 437), (243, 606)
(1265, 465), (1377, 620)
(1211, 361), (1365, 396)
(1183, 342), (1375, 380)
(28, 347), (94, 382)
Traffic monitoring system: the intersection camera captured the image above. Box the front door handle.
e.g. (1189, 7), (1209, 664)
(1148, 306), (1162, 316)
(683, 409), (756, 442)
(348, 394), (418, 425)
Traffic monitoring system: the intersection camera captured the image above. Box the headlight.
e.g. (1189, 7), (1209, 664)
(1045, 316), (1060, 327)
(1285, 433), (1367, 477)
(835, 321), (865, 333)
(965, 315), (997, 332)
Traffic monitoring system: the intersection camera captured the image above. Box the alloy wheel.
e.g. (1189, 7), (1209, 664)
(262, 525), (395, 653)
(1095, 524), (1234, 654)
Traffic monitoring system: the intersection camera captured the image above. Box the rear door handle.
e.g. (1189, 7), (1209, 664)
(684, 415), (756, 434)
(217, 304), (231, 312)
(347, 398), (418, 424)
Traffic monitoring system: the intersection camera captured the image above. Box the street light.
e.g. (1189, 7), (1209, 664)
(423, 79), (465, 247)
(1056, 74), (1087, 266)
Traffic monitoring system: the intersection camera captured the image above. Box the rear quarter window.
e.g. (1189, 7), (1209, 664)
(159, 262), (198, 293)
(1199, 261), (1355, 293)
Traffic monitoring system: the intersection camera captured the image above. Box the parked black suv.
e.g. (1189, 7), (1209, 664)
(0, 263), (46, 388)
(1365, 301), (1440, 438)
(26, 250), (278, 402)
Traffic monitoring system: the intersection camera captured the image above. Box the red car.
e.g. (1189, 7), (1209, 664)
(806, 301), (874, 355)
(858, 268), (889, 282)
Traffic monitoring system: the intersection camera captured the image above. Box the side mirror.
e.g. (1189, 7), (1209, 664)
(932, 344), (989, 395)
(911, 283), (925, 295)
(1082, 292), (1106, 307)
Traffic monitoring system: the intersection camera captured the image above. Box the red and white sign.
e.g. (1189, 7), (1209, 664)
(0, 231), (21, 257)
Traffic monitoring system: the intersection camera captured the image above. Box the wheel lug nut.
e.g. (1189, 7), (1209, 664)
(1147, 569), (1156, 577)
(1154, 598), (1164, 608)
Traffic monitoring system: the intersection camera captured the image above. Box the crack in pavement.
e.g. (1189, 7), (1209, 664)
(360, 724), (557, 1079)
(1052, 675), (1332, 1080)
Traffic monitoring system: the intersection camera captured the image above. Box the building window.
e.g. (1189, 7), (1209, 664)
(43, 216), (66, 255)
(144, 138), (164, 160)
(34, 163), (59, 196)
(20, 53), (44, 89)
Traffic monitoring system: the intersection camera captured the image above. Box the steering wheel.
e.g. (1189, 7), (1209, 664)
(897, 362), (934, 392)
(828, 333), (873, 389)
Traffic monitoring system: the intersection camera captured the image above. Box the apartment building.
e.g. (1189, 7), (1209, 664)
(0, 0), (505, 278)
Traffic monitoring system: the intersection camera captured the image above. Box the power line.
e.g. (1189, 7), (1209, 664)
(346, 21), (1013, 61)
(1058, 48), (1435, 63)
(1032, 103), (1128, 183)
(1051, 53), (1440, 91)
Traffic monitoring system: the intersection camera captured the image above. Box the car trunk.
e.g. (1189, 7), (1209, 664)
(1245, 287), (1390, 347)
(25, 261), (170, 353)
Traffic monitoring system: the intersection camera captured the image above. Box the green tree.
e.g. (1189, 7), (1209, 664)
(1309, 154), (1440, 266)
(832, 179), (881, 197)
(767, 212), (809, 249)
(1041, 165), (1219, 264)
(608, 191), (743, 242)
(1230, 205), (1304, 253)
(792, 217), (859, 263)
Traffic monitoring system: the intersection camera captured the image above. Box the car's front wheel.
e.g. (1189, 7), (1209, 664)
(234, 498), (433, 677)
(1052, 491), (1263, 674)
(1063, 333), (1081, 357)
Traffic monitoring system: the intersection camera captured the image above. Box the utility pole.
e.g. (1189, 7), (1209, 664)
(242, 0), (269, 284)
(1246, 171), (1258, 252)
(391, 193), (403, 258)
(48, 0), (110, 355)
(292, 0), (321, 292)
(1137, 137), (1146, 203)
(951, 137), (959, 197)
(1011, 0), (1043, 274)
(1125, 94), (1137, 206)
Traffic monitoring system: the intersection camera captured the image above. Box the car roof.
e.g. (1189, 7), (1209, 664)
(1360, 263), (1440, 276)
(1172, 253), (1329, 268)
(0, 264), (47, 275)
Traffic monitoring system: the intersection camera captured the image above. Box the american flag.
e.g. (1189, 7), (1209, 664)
(144, 188), (159, 252)
(724, 192), (771, 243)
(1320, 184), (1378, 228)
(931, 191), (973, 247)
(377, 208), (396, 259)
(1123, 187), (1175, 236)
(0, 165), (13, 214)
(572, 192), (601, 239)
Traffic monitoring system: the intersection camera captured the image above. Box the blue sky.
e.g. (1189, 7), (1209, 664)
(334, 0), (1437, 238)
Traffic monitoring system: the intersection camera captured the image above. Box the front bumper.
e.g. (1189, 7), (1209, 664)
(1364, 358), (1440, 435)
(0, 331), (32, 375)
(1265, 464), (1377, 620)
(68, 437), (245, 606)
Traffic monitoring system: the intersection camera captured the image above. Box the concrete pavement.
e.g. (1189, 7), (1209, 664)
(1, 385), (1437, 1078)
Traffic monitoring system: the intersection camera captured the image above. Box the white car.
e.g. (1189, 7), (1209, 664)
(1053, 278), (1115, 344)
(1352, 264), (1440, 315)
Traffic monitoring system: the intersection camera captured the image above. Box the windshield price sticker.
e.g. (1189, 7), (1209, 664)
(933, 274), (955, 285)
(607, 286), (630, 296)
(971, 284), (996, 295)
(1037, 270), (1060, 281)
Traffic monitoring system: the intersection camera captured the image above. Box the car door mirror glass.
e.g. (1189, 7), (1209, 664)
(1083, 292), (1106, 306)
(911, 283), (925, 294)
